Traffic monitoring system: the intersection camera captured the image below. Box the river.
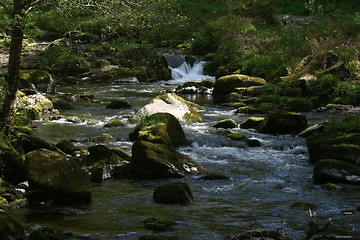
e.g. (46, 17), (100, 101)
(9, 60), (360, 239)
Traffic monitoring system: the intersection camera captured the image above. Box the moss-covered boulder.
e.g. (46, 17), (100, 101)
(141, 216), (176, 232)
(235, 106), (266, 114)
(133, 93), (203, 123)
(19, 69), (56, 94)
(105, 100), (132, 109)
(212, 118), (237, 129)
(55, 139), (81, 156)
(0, 211), (24, 240)
(240, 117), (265, 129)
(15, 134), (58, 155)
(257, 110), (308, 135)
(25, 149), (91, 204)
(81, 145), (125, 183)
(130, 113), (188, 148)
(0, 140), (27, 184)
(221, 130), (261, 147)
(20, 93), (57, 120)
(153, 182), (194, 205)
(307, 133), (360, 164)
(65, 116), (82, 123)
(213, 74), (266, 103)
(104, 119), (125, 127)
(89, 133), (115, 142)
(131, 141), (204, 179)
(313, 159), (360, 185)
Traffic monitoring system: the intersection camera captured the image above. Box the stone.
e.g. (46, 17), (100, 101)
(15, 134), (58, 154)
(198, 172), (230, 180)
(175, 78), (214, 94)
(131, 141), (204, 179)
(104, 119), (125, 127)
(313, 159), (360, 185)
(0, 140), (27, 183)
(132, 93), (203, 123)
(55, 139), (81, 156)
(65, 116), (82, 123)
(153, 182), (194, 205)
(240, 117), (265, 129)
(19, 69), (56, 94)
(141, 216), (176, 232)
(89, 133), (115, 142)
(213, 74), (266, 103)
(0, 178), (27, 210)
(257, 110), (308, 135)
(212, 119), (237, 129)
(0, 212), (24, 240)
(25, 149), (91, 204)
(106, 100), (132, 109)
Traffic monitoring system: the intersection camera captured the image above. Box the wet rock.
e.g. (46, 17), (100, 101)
(257, 110), (308, 135)
(313, 159), (360, 185)
(25, 149), (91, 204)
(106, 99), (132, 109)
(20, 93), (57, 120)
(86, 119), (100, 125)
(0, 211), (24, 240)
(213, 74), (266, 103)
(235, 106), (266, 114)
(131, 141), (204, 179)
(104, 119), (125, 127)
(81, 145), (125, 182)
(141, 216), (176, 232)
(221, 130), (261, 147)
(307, 132), (360, 164)
(320, 183), (342, 191)
(0, 139), (27, 183)
(65, 116), (82, 123)
(212, 118), (237, 129)
(89, 133), (115, 142)
(15, 134), (58, 154)
(132, 93), (203, 123)
(130, 113), (188, 148)
(153, 182), (194, 205)
(19, 69), (56, 94)
(0, 178), (27, 210)
(198, 172), (230, 180)
(174, 78), (214, 94)
(55, 139), (81, 156)
(240, 117), (264, 129)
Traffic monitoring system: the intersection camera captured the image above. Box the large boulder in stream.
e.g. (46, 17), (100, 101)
(132, 93), (203, 123)
(131, 141), (204, 179)
(212, 74), (266, 103)
(153, 182), (194, 205)
(307, 132), (360, 164)
(129, 113), (188, 147)
(25, 149), (91, 204)
(257, 110), (308, 135)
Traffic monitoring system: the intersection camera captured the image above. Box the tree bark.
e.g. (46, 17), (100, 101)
(0, 0), (28, 137)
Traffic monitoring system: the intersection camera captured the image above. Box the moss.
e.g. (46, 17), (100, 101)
(65, 116), (82, 123)
(240, 117), (264, 129)
(235, 106), (266, 114)
(104, 119), (125, 127)
(40, 99), (53, 111)
(212, 119), (237, 129)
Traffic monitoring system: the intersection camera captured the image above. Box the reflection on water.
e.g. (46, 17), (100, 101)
(10, 83), (360, 239)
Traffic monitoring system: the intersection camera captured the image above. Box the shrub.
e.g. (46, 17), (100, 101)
(324, 115), (360, 134)
(306, 74), (340, 103)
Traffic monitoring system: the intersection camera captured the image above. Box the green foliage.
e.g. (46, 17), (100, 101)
(334, 82), (360, 106)
(324, 115), (360, 134)
(138, 113), (168, 128)
(306, 74), (340, 102)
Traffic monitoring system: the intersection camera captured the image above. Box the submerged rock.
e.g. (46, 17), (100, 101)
(153, 182), (194, 205)
(131, 141), (204, 179)
(141, 216), (176, 232)
(132, 93), (203, 123)
(257, 110), (308, 135)
(25, 149), (91, 204)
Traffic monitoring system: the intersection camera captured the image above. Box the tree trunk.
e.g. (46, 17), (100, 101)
(0, 0), (28, 137)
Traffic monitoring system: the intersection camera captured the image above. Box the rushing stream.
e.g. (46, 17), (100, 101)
(9, 60), (360, 239)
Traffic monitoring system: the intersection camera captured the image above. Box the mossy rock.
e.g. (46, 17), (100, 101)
(87, 119), (101, 125)
(111, 148), (131, 161)
(55, 139), (81, 156)
(153, 182), (194, 205)
(105, 100), (132, 109)
(290, 201), (318, 210)
(240, 117), (264, 129)
(313, 159), (360, 185)
(131, 141), (204, 179)
(89, 133), (115, 142)
(19, 69), (56, 94)
(130, 113), (188, 148)
(65, 116), (82, 123)
(14, 134), (58, 155)
(235, 106), (266, 114)
(258, 110), (308, 135)
(0, 140), (27, 184)
(104, 119), (125, 127)
(307, 133), (360, 164)
(213, 74), (266, 103)
(0, 178), (27, 210)
(25, 149), (91, 204)
(141, 216), (176, 232)
(212, 119), (237, 129)
(198, 172), (230, 180)
(221, 130), (261, 147)
(0, 211), (24, 240)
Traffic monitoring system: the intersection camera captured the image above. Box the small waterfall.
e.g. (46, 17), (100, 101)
(163, 53), (215, 84)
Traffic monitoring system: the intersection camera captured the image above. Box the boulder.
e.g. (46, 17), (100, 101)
(221, 130), (261, 147)
(55, 139), (81, 156)
(240, 117), (265, 129)
(313, 159), (360, 185)
(213, 74), (266, 103)
(132, 93), (203, 123)
(307, 133), (360, 164)
(212, 119), (237, 129)
(174, 78), (214, 94)
(131, 141), (204, 179)
(19, 69), (56, 94)
(15, 134), (58, 155)
(105, 100), (132, 109)
(198, 172), (230, 180)
(0, 212), (24, 240)
(153, 182), (194, 205)
(25, 149), (91, 204)
(257, 110), (308, 135)
(20, 94), (57, 120)
(0, 140), (27, 183)
(89, 133), (115, 142)
(104, 119), (125, 127)
(130, 113), (188, 148)
(0, 178), (27, 210)
(81, 145), (125, 182)
(65, 116), (82, 123)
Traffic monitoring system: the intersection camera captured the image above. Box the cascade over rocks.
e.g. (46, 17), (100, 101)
(212, 74), (266, 103)
(25, 149), (91, 204)
(132, 93), (203, 123)
(131, 141), (204, 179)
(257, 110), (308, 135)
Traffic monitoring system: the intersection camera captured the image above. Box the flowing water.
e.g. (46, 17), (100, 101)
(9, 61), (360, 239)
